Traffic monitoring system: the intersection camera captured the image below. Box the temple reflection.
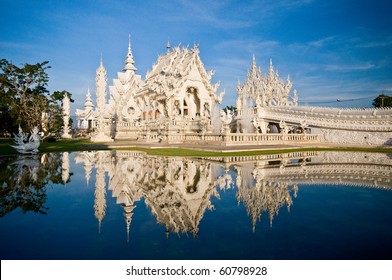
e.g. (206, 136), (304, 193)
(74, 150), (392, 239)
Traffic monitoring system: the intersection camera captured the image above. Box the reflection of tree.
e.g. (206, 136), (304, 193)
(0, 153), (68, 217)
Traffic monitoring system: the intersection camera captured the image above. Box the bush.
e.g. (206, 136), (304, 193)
(44, 137), (57, 143)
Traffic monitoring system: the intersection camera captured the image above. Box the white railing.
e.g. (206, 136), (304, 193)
(139, 132), (320, 145)
(220, 133), (319, 145)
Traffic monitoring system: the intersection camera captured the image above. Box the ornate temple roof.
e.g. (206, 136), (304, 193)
(144, 44), (222, 100)
(83, 87), (94, 110)
(237, 56), (296, 108)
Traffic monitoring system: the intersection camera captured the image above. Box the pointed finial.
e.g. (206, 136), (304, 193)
(166, 226), (170, 240)
(126, 219), (130, 243)
(268, 58), (274, 76)
(252, 54), (257, 72)
(166, 39), (171, 52)
(128, 34), (131, 55)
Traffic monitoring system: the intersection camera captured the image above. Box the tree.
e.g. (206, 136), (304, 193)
(0, 153), (68, 217)
(373, 93), (392, 108)
(223, 105), (237, 113)
(0, 59), (73, 136)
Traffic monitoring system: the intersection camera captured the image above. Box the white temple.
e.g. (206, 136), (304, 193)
(76, 38), (392, 146)
(77, 37), (224, 142)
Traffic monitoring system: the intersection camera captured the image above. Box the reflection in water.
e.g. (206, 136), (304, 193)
(73, 150), (392, 239)
(76, 151), (233, 238)
(1, 150), (392, 259)
(0, 153), (70, 217)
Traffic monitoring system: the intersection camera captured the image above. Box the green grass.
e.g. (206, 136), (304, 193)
(1, 138), (391, 157)
(0, 138), (109, 155)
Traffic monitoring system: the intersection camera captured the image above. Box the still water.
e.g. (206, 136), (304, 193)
(0, 150), (391, 260)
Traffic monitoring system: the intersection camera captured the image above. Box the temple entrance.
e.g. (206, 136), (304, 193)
(185, 87), (200, 118)
(88, 120), (92, 130)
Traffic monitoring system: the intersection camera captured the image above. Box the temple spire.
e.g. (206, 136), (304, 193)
(124, 34), (137, 72)
(95, 55), (107, 113)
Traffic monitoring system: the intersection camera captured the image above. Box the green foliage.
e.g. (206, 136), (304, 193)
(44, 90), (74, 134)
(0, 59), (50, 132)
(223, 105), (237, 113)
(373, 94), (392, 108)
(0, 59), (73, 136)
(0, 153), (67, 217)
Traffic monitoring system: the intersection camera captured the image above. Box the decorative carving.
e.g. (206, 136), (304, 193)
(11, 126), (41, 154)
(61, 95), (72, 139)
(220, 109), (233, 133)
(236, 56), (296, 109)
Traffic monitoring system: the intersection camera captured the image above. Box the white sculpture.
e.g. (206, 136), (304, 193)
(61, 95), (72, 139)
(11, 126), (41, 154)
(220, 109), (233, 133)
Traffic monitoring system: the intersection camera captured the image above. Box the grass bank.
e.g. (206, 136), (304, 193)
(0, 138), (109, 155)
(1, 138), (391, 157)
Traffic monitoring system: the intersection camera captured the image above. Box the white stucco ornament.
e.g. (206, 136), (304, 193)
(11, 126), (41, 154)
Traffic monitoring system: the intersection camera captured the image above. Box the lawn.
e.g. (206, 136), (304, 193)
(1, 138), (391, 157)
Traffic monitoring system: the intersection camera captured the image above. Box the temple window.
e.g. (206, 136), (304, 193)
(128, 107), (135, 115)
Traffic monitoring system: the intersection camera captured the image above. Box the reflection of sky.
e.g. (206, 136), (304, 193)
(0, 151), (392, 259)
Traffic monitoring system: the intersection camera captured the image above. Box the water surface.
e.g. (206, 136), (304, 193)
(0, 151), (391, 260)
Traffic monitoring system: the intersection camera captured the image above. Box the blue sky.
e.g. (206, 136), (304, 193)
(1, 0), (391, 112)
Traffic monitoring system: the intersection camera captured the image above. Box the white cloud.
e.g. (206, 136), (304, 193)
(324, 63), (376, 72)
(308, 36), (336, 48)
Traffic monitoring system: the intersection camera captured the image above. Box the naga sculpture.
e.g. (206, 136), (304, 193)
(11, 126), (41, 154)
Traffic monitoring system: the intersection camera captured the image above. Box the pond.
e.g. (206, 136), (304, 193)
(0, 150), (391, 260)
